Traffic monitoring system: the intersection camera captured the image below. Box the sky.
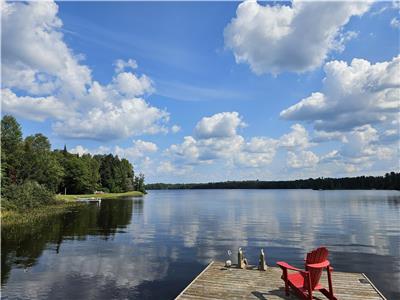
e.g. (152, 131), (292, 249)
(1, 0), (399, 183)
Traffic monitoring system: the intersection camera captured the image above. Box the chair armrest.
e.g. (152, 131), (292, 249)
(277, 261), (306, 273)
(307, 260), (330, 269)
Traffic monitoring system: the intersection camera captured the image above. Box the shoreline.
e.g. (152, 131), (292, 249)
(55, 191), (144, 201)
(1, 202), (84, 228)
(2, 191), (144, 227)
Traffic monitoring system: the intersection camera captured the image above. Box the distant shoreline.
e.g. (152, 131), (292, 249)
(146, 172), (400, 191)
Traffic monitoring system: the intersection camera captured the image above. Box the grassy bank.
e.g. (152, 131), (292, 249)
(1, 201), (84, 228)
(55, 190), (144, 201)
(2, 191), (144, 227)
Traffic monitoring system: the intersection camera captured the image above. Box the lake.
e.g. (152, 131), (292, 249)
(2, 190), (399, 299)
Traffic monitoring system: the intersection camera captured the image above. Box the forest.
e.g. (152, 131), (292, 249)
(147, 173), (400, 190)
(1, 115), (145, 211)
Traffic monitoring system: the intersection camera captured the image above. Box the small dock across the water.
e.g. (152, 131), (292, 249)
(76, 197), (101, 204)
(176, 261), (386, 300)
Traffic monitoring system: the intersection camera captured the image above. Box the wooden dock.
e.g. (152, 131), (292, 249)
(176, 261), (386, 300)
(76, 198), (101, 204)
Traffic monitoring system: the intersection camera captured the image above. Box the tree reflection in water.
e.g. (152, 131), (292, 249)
(1, 198), (141, 284)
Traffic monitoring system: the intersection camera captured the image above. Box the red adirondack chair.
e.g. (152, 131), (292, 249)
(277, 247), (337, 300)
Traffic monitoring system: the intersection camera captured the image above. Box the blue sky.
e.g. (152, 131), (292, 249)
(2, 1), (399, 183)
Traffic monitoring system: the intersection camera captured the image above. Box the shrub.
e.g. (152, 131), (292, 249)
(3, 181), (55, 211)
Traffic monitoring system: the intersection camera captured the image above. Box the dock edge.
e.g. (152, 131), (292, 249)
(175, 261), (215, 299)
(361, 273), (387, 300)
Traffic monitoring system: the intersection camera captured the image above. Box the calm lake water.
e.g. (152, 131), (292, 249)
(2, 190), (400, 299)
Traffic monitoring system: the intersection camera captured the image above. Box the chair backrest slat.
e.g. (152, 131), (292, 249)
(305, 247), (329, 289)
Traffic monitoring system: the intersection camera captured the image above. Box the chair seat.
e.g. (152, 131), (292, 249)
(287, 273), (323, 290)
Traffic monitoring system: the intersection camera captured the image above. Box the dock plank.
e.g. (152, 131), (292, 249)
(176, 261), (385, 300)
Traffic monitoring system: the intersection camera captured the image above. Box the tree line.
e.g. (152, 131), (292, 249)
(1, 115), (145, 210)
(146, 172), (400, 190)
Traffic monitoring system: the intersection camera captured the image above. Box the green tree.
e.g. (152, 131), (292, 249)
(95, 154), (136, 193)
(62, 154), (92, 194)
(134, 173), (146, 193)
(20, 134), (64, 192)
(81, 154), (100, 192)
(1, 115), (23, 188)
(121, 158), (134, 191)
(1, 114), (141, 209)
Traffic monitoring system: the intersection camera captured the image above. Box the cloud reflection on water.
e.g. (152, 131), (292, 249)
(2, 190), (399, 299)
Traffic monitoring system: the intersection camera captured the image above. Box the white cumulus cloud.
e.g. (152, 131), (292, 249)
(53, 98), (169, 140)
(70, 145), (111, 156)
(115, 140), (158, 160)
(1, 1), (170, 141)
(166, 136), (202, 165)
(280, 56), (400, 132)
(319, 124), (397, 173)
(111, 72), (154, 97)
(194, 112), (246, 139)
(1, 88), (74, 122)
(224, 0), (371, 74)
(2, 1), (91, 98)
(114, 58), (138, 73)
(234, 137), (278, 167)
(279, 124), (312, 149)
(167, 112), (279, 168)
(287, 150), (319, 169)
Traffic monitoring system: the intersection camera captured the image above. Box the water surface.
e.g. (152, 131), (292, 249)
(2, 190), (399, 299)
